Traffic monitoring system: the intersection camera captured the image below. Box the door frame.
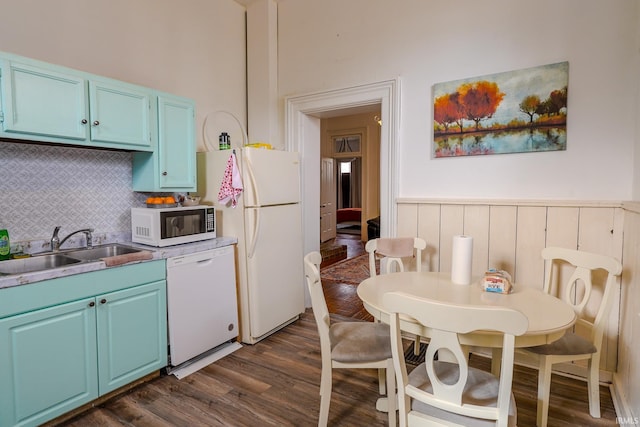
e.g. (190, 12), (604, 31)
(285, 79), (400, 270)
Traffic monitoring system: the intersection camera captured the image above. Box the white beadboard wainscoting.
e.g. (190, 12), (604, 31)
(395, 199), (627, 381)
(616, 202), (640, 418)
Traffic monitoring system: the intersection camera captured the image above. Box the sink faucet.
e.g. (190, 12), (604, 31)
(51, 226), (94, 252)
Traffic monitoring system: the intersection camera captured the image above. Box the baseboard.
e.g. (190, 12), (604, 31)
(611, 372), (638, 423)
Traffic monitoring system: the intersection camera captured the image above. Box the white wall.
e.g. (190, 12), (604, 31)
(0, 0), (247, 152)
(277, 0), (638, 201)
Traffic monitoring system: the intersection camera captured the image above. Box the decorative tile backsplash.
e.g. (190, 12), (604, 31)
(0, 142), (148, 244)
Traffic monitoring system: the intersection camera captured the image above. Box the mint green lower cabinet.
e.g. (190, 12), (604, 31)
(0, 298), (98, 427)
(97, 281), (166, 394)
(0, 261), (167, 427)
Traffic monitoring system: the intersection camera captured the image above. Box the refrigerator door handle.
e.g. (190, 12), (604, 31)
(245, 153), (259, 206)
(247, 208), (260, 259)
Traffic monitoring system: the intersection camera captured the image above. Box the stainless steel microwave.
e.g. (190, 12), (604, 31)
(131, 206), (216, 247)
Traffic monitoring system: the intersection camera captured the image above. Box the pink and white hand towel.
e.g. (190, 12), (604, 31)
(218, 152), (243, 207)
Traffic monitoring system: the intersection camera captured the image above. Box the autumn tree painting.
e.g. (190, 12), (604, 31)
(432, 62), (568, 157)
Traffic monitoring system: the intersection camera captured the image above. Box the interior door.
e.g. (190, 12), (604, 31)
(320, 157), (336, 242)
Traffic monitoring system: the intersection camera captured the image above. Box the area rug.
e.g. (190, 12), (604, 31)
(404, 342), (428, 366)
(320, 253), (378, 285)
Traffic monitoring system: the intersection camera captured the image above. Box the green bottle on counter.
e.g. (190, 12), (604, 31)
(0, 229), (9, 260)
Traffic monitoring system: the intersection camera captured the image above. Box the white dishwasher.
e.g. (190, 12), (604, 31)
(166, 246), (238, 367)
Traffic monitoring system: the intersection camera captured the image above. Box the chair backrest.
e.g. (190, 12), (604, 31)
(365, 237), (427, 277)
(383, 291), (528, 426)
(304, 252), (332, 358)
(541, 247), (622, 345)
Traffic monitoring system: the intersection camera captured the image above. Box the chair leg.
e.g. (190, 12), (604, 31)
(536, 357), (553, 427)
(587, 354), (601, 418)
(491, 347), (503, 377)
(378, 368), (387, 395)
(386, 360), (397, 427)
(413, 336), (421, 356)
(318, 365), (332, 427)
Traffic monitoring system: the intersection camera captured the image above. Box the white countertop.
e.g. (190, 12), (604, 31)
(0, 236), (237, 289)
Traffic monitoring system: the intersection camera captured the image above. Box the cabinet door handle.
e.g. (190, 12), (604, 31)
(162, 171), (168, 176)
(88, 301), (95, 307)
(93, 120), (100, 126)
(100, 298), (107, 304)
(81, 119), (88, 124)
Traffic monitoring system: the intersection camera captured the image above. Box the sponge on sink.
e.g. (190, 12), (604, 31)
(101, 251), (153, 267)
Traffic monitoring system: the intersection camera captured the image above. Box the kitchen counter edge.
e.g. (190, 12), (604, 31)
(0, 236), (238, 290)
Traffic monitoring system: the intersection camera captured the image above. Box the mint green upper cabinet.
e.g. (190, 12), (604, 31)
(0, 52), (153, 151)
(158, 95), (196, 188)
(88, 79), (152, 150)
(132, 94), (196, 191)
(1, 59), (88, 140)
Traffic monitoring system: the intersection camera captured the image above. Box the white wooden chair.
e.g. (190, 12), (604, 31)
(304, 252), (396, 427)
(365, 237), (427, 276)
(366, 237), (427, 355)
(520, 246), (622, 427)
(383, 291), (528, 427)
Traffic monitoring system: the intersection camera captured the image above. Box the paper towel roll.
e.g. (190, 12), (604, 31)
(451, 235), (473, 285)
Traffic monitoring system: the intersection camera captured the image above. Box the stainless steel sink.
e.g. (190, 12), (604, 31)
(64, 244), (143, 261)
(0, 254), (83, 275)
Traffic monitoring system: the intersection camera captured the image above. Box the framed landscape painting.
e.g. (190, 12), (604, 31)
(432, 62), (568, 158)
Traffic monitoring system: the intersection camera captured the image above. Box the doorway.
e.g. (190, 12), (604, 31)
(320, 116), (380, 245)
(285, 79), (400, 306)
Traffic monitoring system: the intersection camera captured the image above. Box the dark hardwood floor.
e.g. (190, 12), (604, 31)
(54, 233), (617, 426)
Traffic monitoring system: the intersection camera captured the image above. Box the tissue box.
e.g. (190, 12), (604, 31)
(482, 269), (513, 294)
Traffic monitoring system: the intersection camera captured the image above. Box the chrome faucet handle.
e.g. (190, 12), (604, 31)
(85, 229), (94, 248)
(51, 226), (62, 251)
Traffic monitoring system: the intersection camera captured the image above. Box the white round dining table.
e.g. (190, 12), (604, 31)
(357, 271), (577, 349)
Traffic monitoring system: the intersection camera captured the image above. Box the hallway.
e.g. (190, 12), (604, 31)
(319, 233), (371, 320)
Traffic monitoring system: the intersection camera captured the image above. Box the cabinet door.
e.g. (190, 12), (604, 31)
(157, 94), (196, 188)
(96, 280), (167, 395)
(88, 79), (152, 149)
(1, 60), (88, 140)
(0, 298), (98, 427)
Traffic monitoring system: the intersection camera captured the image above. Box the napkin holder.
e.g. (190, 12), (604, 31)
(482, 269), (513, 294)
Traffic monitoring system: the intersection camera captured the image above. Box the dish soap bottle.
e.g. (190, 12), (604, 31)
(219, 132), (231, 150)
(0, 229), (10, 260)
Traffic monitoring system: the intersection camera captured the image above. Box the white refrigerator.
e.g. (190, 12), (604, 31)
(196, 147), (305, 344)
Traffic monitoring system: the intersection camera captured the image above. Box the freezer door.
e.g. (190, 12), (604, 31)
(243, 148), (300, 207)
(244, 203), (304, 339)
(197, 150), (245, 209)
